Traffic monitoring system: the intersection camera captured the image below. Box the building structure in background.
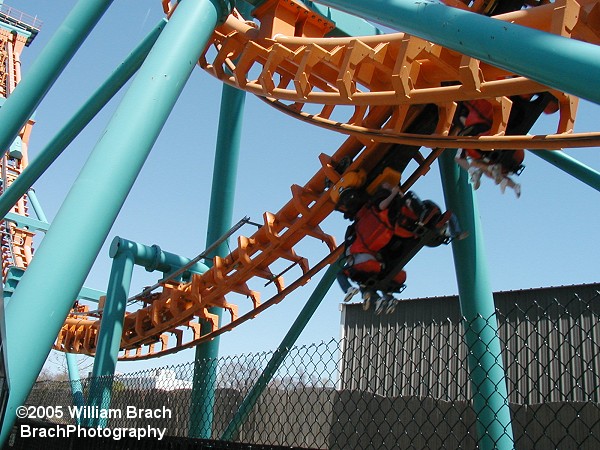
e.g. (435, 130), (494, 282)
(0, 2), (42, 296)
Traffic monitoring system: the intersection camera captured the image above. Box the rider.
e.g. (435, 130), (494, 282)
(455, 99), (525, 195)
(456, 94), (560, 196)
(339, 184), (463, 313)
(340, 185), (408, 306)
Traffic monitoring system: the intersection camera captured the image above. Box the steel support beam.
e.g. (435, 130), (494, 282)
(221, 260), (341, 441)
(189, 84), (247, 438)
(65, 353), (85, 425)
(0, 19), (166, 220)
(87, 247), (134, 428)
(316, 0), (600, 104)
(0, 0), (223, 442)
(0, 0), (114, 159)
(188, 0), (246, 434)
(109, 236), (209, 281)
(87, 236), (209, 427)
(438, 151), (514, 450)
(531, 150), (600, 192)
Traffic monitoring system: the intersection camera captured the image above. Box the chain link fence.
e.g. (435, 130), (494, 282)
(15, 285), (600, 449)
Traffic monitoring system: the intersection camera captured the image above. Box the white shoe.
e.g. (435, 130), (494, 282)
(344, 286), (359, 302)
(491, 164), (503, 184)
(384, 294), (397, 314)
(362, 291), (372, 310)
(513, 183), (522, 198)
(469, 168), (482, 190)
(499, 178), (508, 194)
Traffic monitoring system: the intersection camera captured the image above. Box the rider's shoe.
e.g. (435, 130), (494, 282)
(456, 231), (469, 241)
(344, 286), (360, 303)
(513, 182), (522, 198)
(499, 178), (508, 194)
(362, 290), (372, 310)
(438, 211), (452, 227)
(374, 293), (392, 315)
(383, 294), (397, 314)
(491, 164), (503, 184)
(469, 168), (482, 190)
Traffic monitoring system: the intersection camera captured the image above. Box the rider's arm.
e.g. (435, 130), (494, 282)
(378, 186), (402, 210)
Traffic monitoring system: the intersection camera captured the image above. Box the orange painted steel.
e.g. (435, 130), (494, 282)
(199, 0), (597, 136)
(53, 0), (600, 359)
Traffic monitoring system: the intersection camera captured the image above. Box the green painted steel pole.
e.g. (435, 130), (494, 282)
(530, 150), (600, 192)
(87, 248), (134, 428)
(0, 0), (226, 443)
(0, 0), (115, 158)
(36, 199), (86, 422)
(438, 151), (514, 450)
(65, 353), (85, 425)
(25, 189), (47, 222)
(189, 85), (247, 438)
(221, 260), (341, 441)
(109, 237), (209, 280)
(88, 237), (209, 427)
(0, 20), (167, 221)
(190, 0), (248, 433)
(316, 0), (600, 105)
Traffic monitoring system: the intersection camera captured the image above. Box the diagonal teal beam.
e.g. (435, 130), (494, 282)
(221, 260), (341, 441)
(0, 0), (226, 444)
(530, 150), (600, 193)
(315, 0), (600, 105)
(0, 19), (166, 221)
(0, 0), (115, 158)
(65, 353), (85, 425)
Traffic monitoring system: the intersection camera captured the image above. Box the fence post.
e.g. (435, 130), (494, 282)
(438, 150), (515, 450)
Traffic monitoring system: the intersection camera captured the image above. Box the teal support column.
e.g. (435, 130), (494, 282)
(189, 83), (247, 438)
(221, 260), (341, 441)
(88, 237), (209, 428)
(189, 0), (248, 434)
(316, 0), (600, 104)
(87, 246), (134, 428)
(531, 150), (600, 192)
(35, 197), (85, 421)
(0, 20), (166, 220)
(65, 353), (85, 425)
(0, 0), (115, 158)
(438, 151), (514, 450)
(25, 189), (47, 222)
(108, 237), (210, 281)
(0, 0), (225, 443)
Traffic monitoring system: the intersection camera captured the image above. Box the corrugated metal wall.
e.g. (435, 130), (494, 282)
(340, 283), (600, 404)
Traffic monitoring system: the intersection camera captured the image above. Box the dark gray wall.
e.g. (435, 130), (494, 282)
(340, 283), (600, 403)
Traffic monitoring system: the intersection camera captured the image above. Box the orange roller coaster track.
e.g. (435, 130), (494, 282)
(51, 0), (600, 360)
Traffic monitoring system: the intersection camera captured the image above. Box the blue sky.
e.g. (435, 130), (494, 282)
(9, 1), (600, 374)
